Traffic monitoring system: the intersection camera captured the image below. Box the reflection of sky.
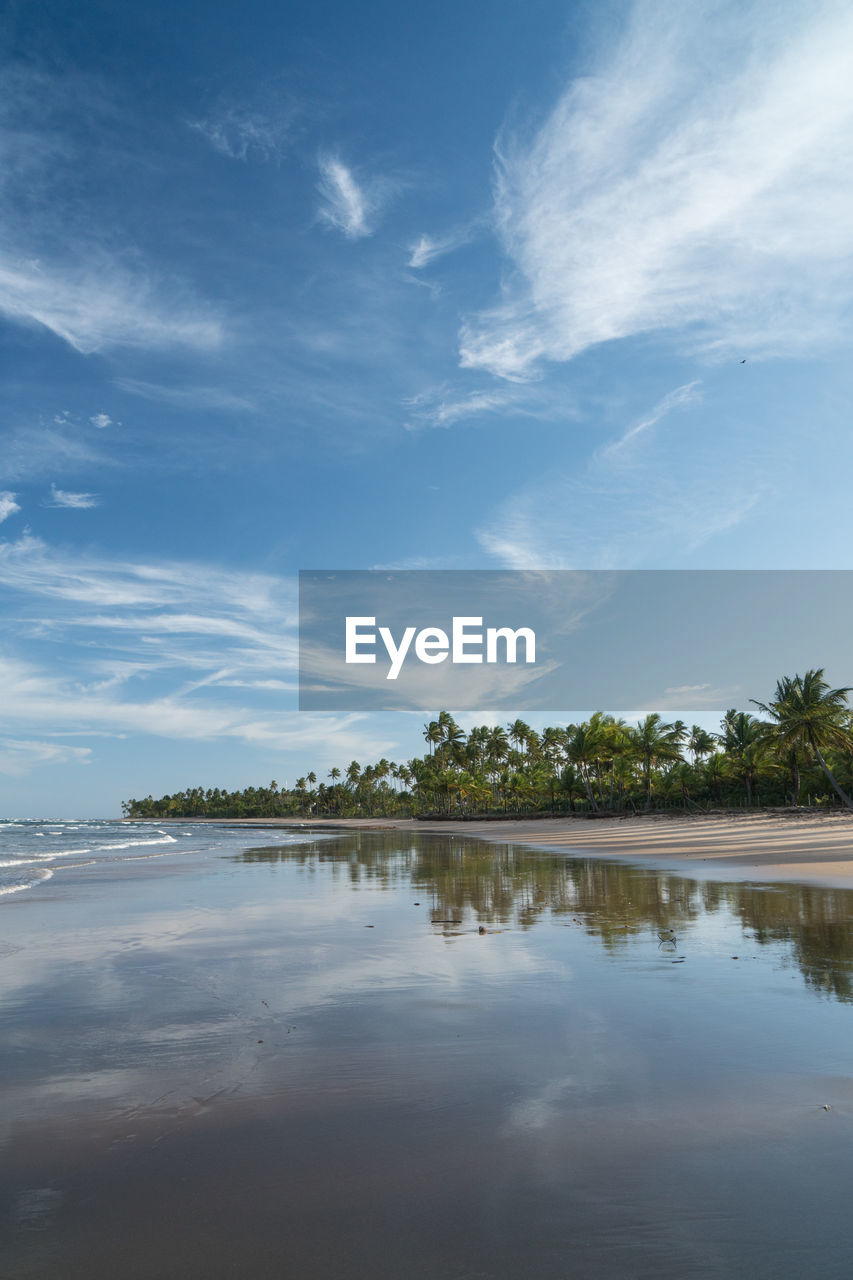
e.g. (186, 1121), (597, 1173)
(3, 833), (852, 1143)
(4, 832), (853, 1278)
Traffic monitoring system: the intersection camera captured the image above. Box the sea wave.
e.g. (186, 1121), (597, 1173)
(96, 835), (178, 851)
(0, 868), (54, 896)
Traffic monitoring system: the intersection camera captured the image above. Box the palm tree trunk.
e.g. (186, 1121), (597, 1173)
(811, 741), (853, 810)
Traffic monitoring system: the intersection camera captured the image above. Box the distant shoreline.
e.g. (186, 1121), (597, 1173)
(128, 809), (853, 890)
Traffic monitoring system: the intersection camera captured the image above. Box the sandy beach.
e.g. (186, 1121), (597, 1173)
(171, 810), (853, 889)
(4, 819), (853, 1278)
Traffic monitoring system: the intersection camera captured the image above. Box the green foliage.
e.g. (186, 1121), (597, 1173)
(122, 670), (853, 820)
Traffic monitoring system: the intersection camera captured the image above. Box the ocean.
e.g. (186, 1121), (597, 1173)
(0, 818), (321, 899)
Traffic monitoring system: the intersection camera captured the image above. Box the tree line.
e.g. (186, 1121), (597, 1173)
(122, 668), (853, 820)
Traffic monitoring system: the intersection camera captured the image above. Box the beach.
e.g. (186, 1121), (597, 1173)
(2, 817), (853, 1278)
(187, 809), (853, 889)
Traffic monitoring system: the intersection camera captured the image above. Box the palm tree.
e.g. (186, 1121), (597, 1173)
(629, 714), (684, 810)
(687, 725), (716, 764)
(752, 670), (853, 810)
(564, 721), (602, 811)
(720, 710), (770, 806)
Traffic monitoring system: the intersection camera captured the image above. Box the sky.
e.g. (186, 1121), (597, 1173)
(2, 0), (853, 816)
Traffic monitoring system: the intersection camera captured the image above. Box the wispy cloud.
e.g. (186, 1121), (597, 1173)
(460, 1), (853, 380)
(0, 535), (393, 762)
(476, 382), (764, 568)
(0, 738), (91, 777)
(0, 66), (224, 355)
(403, 385), (522, 431)
(0, 492), (20, 523)
(0, 255), (223, 355)
(45, 483), (99, 510)
(89, 413), (114, 429)
(114, 378), (255, 413)
(3, 422), (113, 484)
(407, 222), (479, 269)
(317, 155), (393, 239)
(0, 538), (389, 758)
(598, 380), (701, 459)
(187, 99), (299, 161)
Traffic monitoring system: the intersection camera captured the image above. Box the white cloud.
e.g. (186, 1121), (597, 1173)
(476, 382), (764, 568)
(0, 492), (20, 523)
(460, 0), (853, 380)
(45, 483), (99, 510)
(89, 413), (113, 429)
(598, 380), (701, 459)
(0, 738), (91, 777)
(187, 95), (300, 161)
(0, 67), (224, 356)
(3, 424), (112, 483)
(317, 155), (389, 239)
(403, 386), (522, 431)
(114, 378), (254, 413)
(0, 255), (223, 356)
(0, 539), (395, 757)
(407, 222), (478, 269)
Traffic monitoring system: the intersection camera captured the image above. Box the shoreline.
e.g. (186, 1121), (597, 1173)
(133, 810), (853, 890)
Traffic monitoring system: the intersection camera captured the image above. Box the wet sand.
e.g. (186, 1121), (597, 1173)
(5, 825), (853, 1278)
(180, 811), (853, 889)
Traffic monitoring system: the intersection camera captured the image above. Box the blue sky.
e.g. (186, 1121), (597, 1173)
(2, 0), (853, 815)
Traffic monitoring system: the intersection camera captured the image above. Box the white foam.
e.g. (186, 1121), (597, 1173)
(95, 835), (178, 851)
(0, 868), (53, 896)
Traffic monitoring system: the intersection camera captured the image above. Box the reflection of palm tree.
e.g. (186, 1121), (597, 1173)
(753, 670), (853, 810)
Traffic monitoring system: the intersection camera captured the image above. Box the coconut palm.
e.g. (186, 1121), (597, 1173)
(629, 714), (684, 810)
(752, 670), (853, 810)
(687, 725), (716, 764)
(720, 711), (771, 806)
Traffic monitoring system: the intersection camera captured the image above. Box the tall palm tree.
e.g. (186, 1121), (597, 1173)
(687, 725), (716, 764)
(629, 713), (684, 810)
(423, 720), (442, 756)
(752, 670), (853, 810)
(720, 710), (770, 806)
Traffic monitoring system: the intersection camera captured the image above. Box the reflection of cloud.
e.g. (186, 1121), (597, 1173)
(505, 1075), (579, 1132)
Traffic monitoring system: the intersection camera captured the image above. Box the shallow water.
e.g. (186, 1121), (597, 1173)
(1, 829), (852, 1278)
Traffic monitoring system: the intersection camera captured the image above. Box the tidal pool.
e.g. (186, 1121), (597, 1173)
(2, 829), (852, 1278)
